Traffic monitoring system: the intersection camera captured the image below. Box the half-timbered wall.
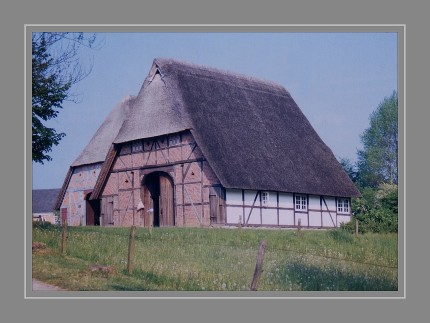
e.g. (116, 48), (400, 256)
(99, 131), (222, 227)
(60, 163), (103, 226)
(97, 131), (351, 228)
(225, 189), (351, 228)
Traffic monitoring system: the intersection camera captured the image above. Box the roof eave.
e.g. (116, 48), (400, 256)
(54, 167), (73, 210)
(90, 144), (119, 200)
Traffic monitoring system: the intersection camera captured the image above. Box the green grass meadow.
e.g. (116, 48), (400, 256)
(32, 224), (398, 292)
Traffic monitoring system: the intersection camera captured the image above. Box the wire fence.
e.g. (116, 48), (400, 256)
(32, 224), (398, 291)
(264, 244), (398, 269)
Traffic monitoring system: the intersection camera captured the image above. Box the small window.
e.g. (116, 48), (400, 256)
(262, 191), (270, 206)
(168, 135), (180, 146)
(337, 198), (350, 214)
(132, 140), (143, 153)
(119, 143), (131, 155)
(295, 194), (307, 211)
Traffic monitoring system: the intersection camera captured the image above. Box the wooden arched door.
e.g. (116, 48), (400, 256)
(143, 172), (174, 227)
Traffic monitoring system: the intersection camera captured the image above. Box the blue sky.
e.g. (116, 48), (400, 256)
(32, 32), (398, 189)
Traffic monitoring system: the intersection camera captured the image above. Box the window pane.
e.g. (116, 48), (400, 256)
(295, 195), (307, 210)
(262, 192), (269, 205)
(169, 135), (180, 146)
(336, 199), (349, 213)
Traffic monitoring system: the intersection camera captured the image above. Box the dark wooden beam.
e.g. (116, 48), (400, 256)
(200, 160), (204, 220)
(110, 158), (205, 174)
(322, 196), (336, 227)
(245, 191), (260, 225)
(54, 166), (73, 210)
(90, 145), (119, 200)
(242, 190), (245, 224)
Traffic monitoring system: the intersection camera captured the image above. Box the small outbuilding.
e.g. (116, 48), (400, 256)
(54, 96), (135, 226)
(33, 188), (61, 224)
(56, 58), (360, 228)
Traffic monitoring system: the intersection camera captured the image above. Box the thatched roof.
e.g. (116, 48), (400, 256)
(55, 96), (136, 210)
(113, 58), (360, 197)
(33, 188), (61, 213)
(72, 95), (135, 166)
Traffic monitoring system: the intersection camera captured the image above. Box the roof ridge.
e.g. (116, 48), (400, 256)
(154, 57), (288, 94)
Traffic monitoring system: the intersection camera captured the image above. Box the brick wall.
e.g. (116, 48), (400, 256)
(100, 131), (220, 227)
(60, 163), (102, 226)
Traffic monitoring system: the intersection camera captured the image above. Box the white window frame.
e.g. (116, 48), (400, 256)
(261, 191), (270, 206)
(337, 198), (350, 214)
(295, 194), (307, 211)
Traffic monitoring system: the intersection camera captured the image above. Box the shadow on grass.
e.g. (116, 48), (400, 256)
(108, 284), (151, 291)
(108, 269), (203, 291)
(280, 262), (398, 291)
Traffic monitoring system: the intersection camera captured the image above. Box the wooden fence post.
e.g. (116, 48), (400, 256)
(237, 215), (243, 236)
(149, 211), (153, 237)
(61, 217), (67, 255)
(127, 226), (137, 274)
(297, 218), (302, 236)
(250, 240), (267, 291)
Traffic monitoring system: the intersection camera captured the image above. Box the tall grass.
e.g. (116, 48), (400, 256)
(32, 226), (398, 291)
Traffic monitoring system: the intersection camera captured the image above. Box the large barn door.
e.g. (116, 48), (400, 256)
(209, 186), (226, 224)
(143, 172), (174, 227)
(101, 196), (114, 226)
(159, 174), (174, 226)
(85, 198), (100, 226)
(144, 173), (158, 227)
(86, 197), (95, 225)
(143, 185), (154, 227)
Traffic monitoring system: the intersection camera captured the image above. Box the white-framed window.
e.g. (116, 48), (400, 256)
(295, 194), (307, 211)
(337, 198), (350, 214)
(261, 191), (270, 206)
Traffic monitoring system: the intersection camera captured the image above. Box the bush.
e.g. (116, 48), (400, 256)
(341, 209), (398, 234)
(345, 183), (398, 234)
(327, 228), (354, 243)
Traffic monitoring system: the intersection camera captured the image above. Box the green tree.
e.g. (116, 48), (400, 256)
(32, 36), (69, 163)
(32, 32), (99, 164)
(338, 157), (358, 183)
(357, 91), (398, 188)
(339, 91), (399, 233)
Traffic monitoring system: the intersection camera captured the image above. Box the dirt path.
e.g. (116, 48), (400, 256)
(32, 279), (66, 291)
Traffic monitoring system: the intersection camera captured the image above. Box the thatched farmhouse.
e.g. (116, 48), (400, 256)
(55, 58), (360, 228)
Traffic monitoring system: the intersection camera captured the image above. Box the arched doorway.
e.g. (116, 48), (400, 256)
(142, 172), (174, 227)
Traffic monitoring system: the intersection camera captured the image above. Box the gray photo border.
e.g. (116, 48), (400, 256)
(2, 0), (427, 321)
(25, 24), (405, 300)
